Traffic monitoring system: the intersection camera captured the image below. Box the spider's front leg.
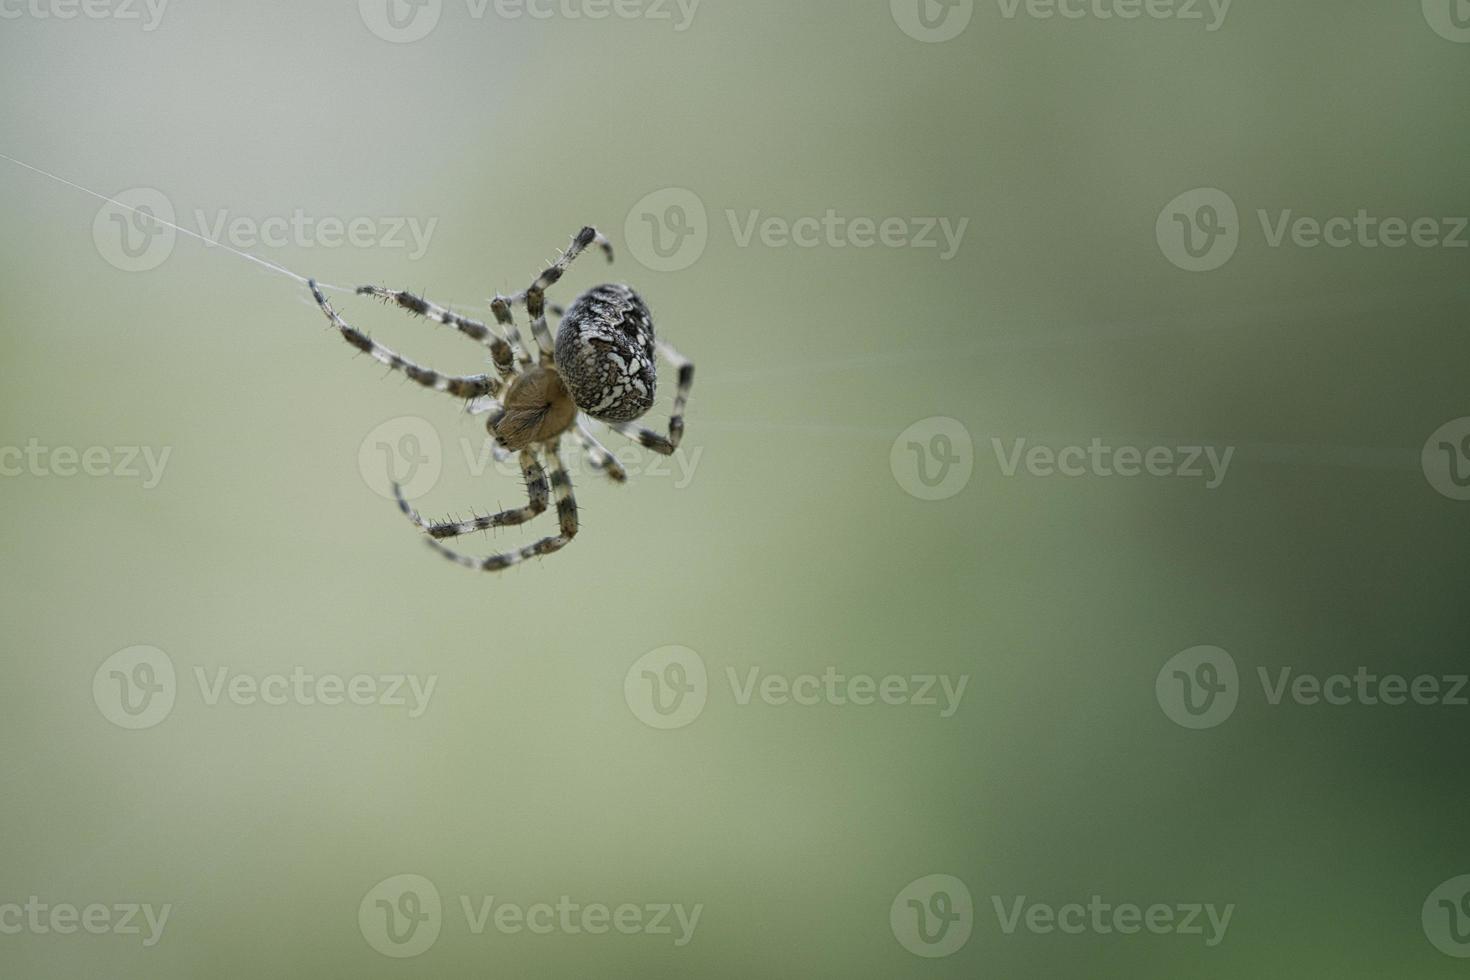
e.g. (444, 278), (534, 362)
(309, 280), (500, 399)
(353, 285), (517, 381)
(517, 226), (615, 358)
(421, 442), (580, 572)
(611, 340), (695, 456)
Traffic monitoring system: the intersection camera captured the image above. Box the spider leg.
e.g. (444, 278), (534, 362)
(609, 340), (694, 455)
(422, 441), (579, 572)
(574, 416), (628, 484)
(309, 281), (499, 399)
(517, 226), (615, 359)
(488, 295), (535, 370)
(354, 285), (516, 381)
(392, 449), (547, 540)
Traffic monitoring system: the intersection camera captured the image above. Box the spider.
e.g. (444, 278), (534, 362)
(307, 226), (694, 572)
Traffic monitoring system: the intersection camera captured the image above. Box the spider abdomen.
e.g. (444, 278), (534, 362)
(554, 283), (657, 423)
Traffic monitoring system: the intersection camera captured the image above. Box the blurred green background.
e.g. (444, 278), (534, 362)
(2, 1), (1468, 976)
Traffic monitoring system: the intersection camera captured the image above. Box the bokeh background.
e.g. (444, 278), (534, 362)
(2, 1), (1468, 976)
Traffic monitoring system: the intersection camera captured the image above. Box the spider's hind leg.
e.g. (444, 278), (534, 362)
(392, 449), (548, 540)
(574, 416), (628, 484)
(611, 340), (695, 456)
(422, 442), (579, 572)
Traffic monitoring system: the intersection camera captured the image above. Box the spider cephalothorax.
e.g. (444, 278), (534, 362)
(307, 226), (694, 572)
